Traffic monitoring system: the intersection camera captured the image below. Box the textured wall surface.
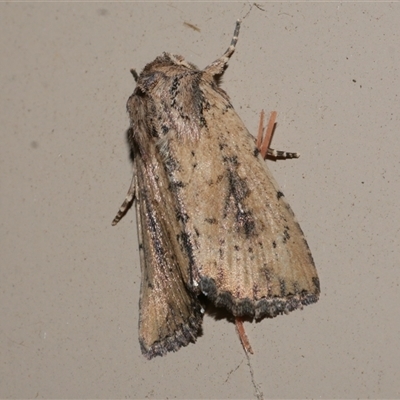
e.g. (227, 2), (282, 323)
(1, 3), (399, 398)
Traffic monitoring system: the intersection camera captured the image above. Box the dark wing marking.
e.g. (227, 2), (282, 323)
(134, 133), (203, 359)
(162, 82), (319, 320)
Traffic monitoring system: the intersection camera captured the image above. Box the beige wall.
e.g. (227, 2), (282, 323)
(1, 2), (399, 398)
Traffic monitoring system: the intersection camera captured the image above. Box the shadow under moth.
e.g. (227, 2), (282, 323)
(113, 20), (320, 360)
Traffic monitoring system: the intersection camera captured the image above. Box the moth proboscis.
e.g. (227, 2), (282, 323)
(113, 19), (320, 360)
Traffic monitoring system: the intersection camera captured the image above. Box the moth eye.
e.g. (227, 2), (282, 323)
(134, 86), (145, 96)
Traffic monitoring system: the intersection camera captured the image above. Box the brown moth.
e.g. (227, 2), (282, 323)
(113, 20), (320, 359)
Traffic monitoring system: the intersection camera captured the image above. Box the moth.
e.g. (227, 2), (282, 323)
(113, 20), (320, 359)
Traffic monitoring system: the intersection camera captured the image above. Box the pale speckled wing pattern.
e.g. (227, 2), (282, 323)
(165, 84), (320, 319)
(131, 125), (203, 359)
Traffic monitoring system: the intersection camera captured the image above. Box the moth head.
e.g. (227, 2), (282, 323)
(134, 53), (201, 94)
(141, 52), (199, 74)
(166, 53), (199, 71)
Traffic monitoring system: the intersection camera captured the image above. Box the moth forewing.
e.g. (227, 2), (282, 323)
(133, 138), (203, 359)
(169, 98), (319, 319)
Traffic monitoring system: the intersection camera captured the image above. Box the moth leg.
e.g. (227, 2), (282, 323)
(258, 110), (300, 159)
(204, 20), (241, 76)
(259, 110), (276, 158)
(112, 171), (136, 226)
(235, 318), (253, 354)
(256, 109), (265, 150)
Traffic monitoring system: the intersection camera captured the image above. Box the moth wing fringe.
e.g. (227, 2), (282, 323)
(141, 311), (203, 359)
(200, 276), (319, 320)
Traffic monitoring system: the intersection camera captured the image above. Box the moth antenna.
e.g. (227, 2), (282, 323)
(112, 173), (136, 226)
(267, 148), (300, 159)
(235, 318), (254, 355)
(130, 68), (139, 82)
(204, 19), (241, 76)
